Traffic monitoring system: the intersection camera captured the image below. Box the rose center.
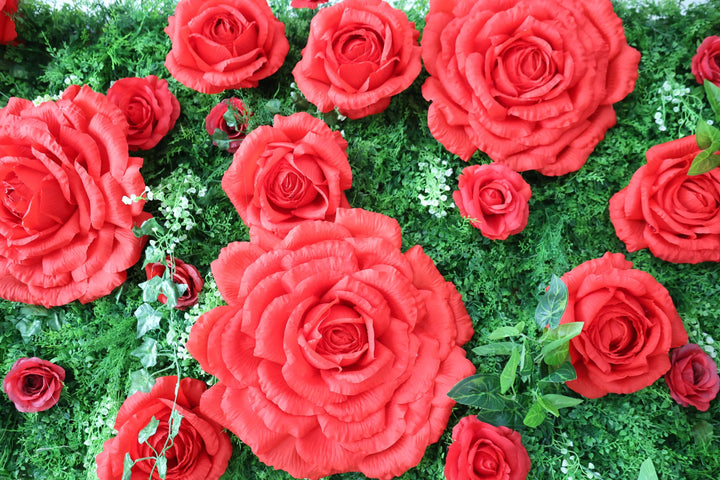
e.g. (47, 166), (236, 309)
(471, 440), (509, 477)
(492, 36), (563, 100)
(22, 374), (45, 395)
(597, 316), (638, 356)
(209, 15), (241, 43)
(126, 98), (152, 128)
(264, 157), (322, 210)
(334, 27), (383, 64)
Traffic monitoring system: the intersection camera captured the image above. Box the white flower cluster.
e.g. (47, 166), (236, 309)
(652, 78), (703, 135)
(81, 396), (120, 471)
(556, 433), (604, 480)
(416, 158), (454, 218)
(685, 317), (717, 359)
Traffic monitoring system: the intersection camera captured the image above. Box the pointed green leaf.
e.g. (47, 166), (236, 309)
(211, 128), (231, 150)
(168, 409), (183, 440)
(637, 458), (658, 480)
(131, 337), (159, 369)
(156, 455), (168, 480)
(541, 393), (583, 409)
(135, 303), (163, 338)
(139, 275), (164, 303)
(540, 362), (577, 383)
(543, 343), (569, 366)
(500, 346), (521, 394)
(122, 453), (133, 480)
(488, 326), (521, 340)
(138, 416), (159, 444)
(535, 275), (568, 329)
(688, 151), (720, 176)
(696, 117), (714, 149)
(541, 322), (583, 359)
(447, 375), (505, 411)
(222, 103), (239, 129)
(704, 79), (720, 123)
(473, 342), (516, 356)
(523, 401), (547, 428)
(536, 394), (560, 417)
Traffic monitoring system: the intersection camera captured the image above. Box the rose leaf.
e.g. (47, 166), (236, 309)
(535, 274), (568, 329)
(138, 416), (160, 445)
(637, 458), (659, 480)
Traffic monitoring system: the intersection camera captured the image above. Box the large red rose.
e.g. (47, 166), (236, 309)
(0, 85), (151, 307)
(691, 36), (720, 86)
(445, 416), (531, 480)
(106, 75), (181, 151)
(452, 163), (531, 240)
(292, 0), (422, 119)
(0, 0), (18, 45)
(421, 0), (640, 175)
(187, 208), (476, 479)
(145, 256), (204, 310)
(665, 343), (720, 412)
(96, 376), (232, 480)
(2, 357), (65, 413)
(609, 136), (720, 264)
(559, 252), (688, 398)
(222, 112), (352, 238)
(164, 0), (289, 94)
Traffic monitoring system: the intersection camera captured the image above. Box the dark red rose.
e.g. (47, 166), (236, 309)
(222, 112), (352, 238)
(560, 252), (688, 398)
(0, 0), (18, 45)
(0, 85), (151, 307)
(421, 0), (640, 175)
(164, 0), (289, 94)
(665, 343), (720, 412)
(3, 357), (65, 413)
(187, 208), (475, 479)
(609, 135), (720, 264)
(445, 416), (531, 480)
(292, 0), (422, 119)
(691, 36), (720, 86)
(95, 376), (232, 480)
(145, 256), (204, 310)
(106, 75), (181, 151)
(204, 98), (252, 153)
(290, 0), (327, 8)
(453, 163), (531, 240)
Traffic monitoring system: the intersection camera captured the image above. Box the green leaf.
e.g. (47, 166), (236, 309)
(540, 322), (583, 359)
(536, 395), (560, 417)
(168, 409), (183, 440)
(696, 117), (715, 149)
(139, 275), (164, 303)
(473, 342), (516, 356)
(535, 274), (568, 329)
(540, 362), (577, 383)
(156, 455), (168, 480)
(637, 458), (658, 480)
(688, 150), (720, 175)
(447, 375), (506, 411)
(129, 368), (155, 395)
(541, 393), (583, 409)
(691, 420), (714, 444)
(132, 217), (162, 238)
(122, 453), (134, 480)
(131, 337), (159, 369)
(135, 303), (163, 338)
(159, 279), (188, 310)
(222, 103), (239, 129)
(211, 128), (231, 150)
(704, 79), (720, 123)
(265, 98), (282, 114)
(500, 346), (521, 394)
(138, 416), (159, 444)
(488, 326), (521, 340)
(543, 343), (569, 366)
(523, 401), (547, 428)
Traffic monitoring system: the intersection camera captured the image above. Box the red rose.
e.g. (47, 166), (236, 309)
(204, 98), (252, 153)
(292, 0), (422, 119)
(106, 75), (181, 151)
(290, 0), (327, 8)
(187, 208), (476, 479)
(452, 163), (531, 240)
(3, 357), (65, 413)
(609, 136), (720, 264)
(95, 376), (232, 480)
(691, 36), (720, 86)
(560, 252), (688, 398)
(0, 85), (151, 307)
(421, 0), (640, 175)
(445, 416), (531, 480)
(164, 0), (289, 94)
(222, 112), (352, 238)
(145, 256), (204, 310)
(0, 0), (18, 45)
(665, 343), (720, 412)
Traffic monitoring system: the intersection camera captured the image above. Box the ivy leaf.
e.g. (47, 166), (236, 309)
(265, 99), (282, 114)
(541, 393), (583, 410)
(160, 279), (188, 310)
(500, 346), (521, 394)
(637, 458), (659, 480)
(211, 128), (231, 150)
(139, 275), (164, 303)
(131, 337), (158, 369)
(138, 416), (159, 444)
(535, 274), (568, 329)
(540, 362), (577, 383)
(122, 453), (134, 480)
(129, 368), (155, 395)
(704, 79), (720, 123)
(473, 342), (516, 356)
(168, 409), (183, 440)
(447, 375), (506, 411)
(135, 303), (162, 338)
(156, 455), (168, 480)
(132, 217), (162, 238)
(222, 103), (239, 129)
(523, 401), (547, 428)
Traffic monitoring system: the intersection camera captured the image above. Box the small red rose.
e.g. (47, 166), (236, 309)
(204, 98), (252, 153)
(145, 256), (204, 310)
(453, 163), (531, 240)
(164, 0), (289, 94)
(107, 75), (181, 151)
(560, 252), (688, 398)
(96, 376), (232, 480)
(0, 0), (18, 45)
(665, 343), (720, 411)
(445, 415), (531, 480)
(691, 36), (720, 86)
(3, 357), (65, 413)
(292, 0), (422, 119)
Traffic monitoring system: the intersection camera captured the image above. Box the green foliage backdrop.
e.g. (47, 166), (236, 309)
(1, 0), (720, 478)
